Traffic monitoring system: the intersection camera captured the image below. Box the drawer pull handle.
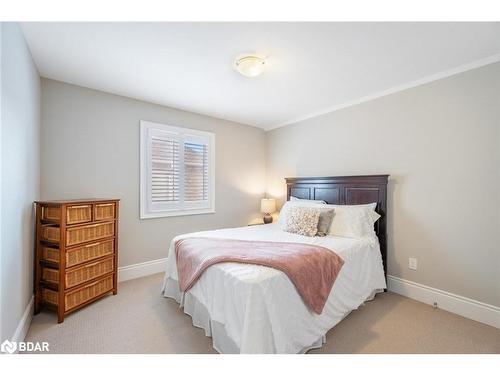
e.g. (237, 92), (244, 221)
(96, 204), (114, 207)
(68, 205), (91, 209)
(82, 279), (105, 288)
(83, 260), (109, 269)
(85, 242), (101, 248)
(69, 223), (110, 230)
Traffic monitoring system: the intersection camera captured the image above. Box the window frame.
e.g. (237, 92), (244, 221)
(140, 120), (215, 219)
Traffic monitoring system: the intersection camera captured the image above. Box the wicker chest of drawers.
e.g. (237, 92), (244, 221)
(34, 199), (119, 323)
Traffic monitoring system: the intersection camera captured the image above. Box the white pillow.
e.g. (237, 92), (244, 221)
(278, 200), (326, 227)
(290, 196), (327, 204)
(328, 203), (380, 239)
(334, 203), (380, 222)
(279, 201), (381, 238)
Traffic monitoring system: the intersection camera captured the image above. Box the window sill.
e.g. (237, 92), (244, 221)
(140, 208), (215, 219)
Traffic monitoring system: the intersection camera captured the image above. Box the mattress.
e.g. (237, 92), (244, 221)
(161, 223), (386, 353)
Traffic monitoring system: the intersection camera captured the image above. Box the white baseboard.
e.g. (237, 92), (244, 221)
(118, 257), (167, 282)
(387, 275), (500, 329)
(8, 295), (34, 352)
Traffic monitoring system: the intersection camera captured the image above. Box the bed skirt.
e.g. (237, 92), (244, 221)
(162, 277), (328, 354)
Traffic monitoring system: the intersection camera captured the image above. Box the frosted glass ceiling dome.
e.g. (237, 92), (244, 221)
(234, 55), (266, 77)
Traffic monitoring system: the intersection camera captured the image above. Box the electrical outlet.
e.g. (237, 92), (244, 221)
(409, 257), (418, 270)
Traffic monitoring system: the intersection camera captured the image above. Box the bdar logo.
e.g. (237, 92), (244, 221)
(1, 339), (17, 354)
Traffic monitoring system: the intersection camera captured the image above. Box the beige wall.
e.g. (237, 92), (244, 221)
(41, 79), (267, 267)
(39, 61), (500, 308)
(1, 23), (41, 341)
(266, 62), (500, 307)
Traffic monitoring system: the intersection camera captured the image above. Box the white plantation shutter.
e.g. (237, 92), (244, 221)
(184, 141), (208, 202)
(141, 121), (215, 218)
(150, 132), (180, 204)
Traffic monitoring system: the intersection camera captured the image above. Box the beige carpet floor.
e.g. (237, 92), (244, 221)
(25, 273), (500, 354)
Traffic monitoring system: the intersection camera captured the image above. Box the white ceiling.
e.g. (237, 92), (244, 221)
(21, 22), (500, 130)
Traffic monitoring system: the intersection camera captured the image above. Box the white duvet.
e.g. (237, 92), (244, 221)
(161, 223), (386, 354)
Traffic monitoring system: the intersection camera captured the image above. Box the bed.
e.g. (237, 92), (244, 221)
(162, 175), (389, 353)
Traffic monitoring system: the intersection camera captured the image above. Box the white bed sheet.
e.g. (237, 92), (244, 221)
(161, 223), (386, 353)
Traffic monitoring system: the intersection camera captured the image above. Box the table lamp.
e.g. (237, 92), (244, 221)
(260, 198), (276, 224)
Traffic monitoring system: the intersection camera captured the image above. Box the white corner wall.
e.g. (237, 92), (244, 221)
(0, 22), (41, 342)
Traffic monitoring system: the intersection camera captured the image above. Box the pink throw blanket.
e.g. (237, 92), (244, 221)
(175, 237), (345, 314)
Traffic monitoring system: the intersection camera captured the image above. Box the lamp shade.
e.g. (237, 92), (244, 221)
(260, 198), (276, 214)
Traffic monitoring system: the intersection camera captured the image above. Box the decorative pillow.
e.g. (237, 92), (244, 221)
(328, 203), (380, 238)
(278, 200), (326, 226)
(283, 206), (321, 237)
(316, 208), (335, 237)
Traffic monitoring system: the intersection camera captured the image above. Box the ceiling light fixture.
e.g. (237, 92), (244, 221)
(234, 55), (266, 78)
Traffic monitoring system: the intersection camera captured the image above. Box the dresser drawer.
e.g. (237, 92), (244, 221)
(66, 257), (114, 288)
(94, 203), (116, 221)
(41, 240), (115, 268)
(41, 246), (60, 264)
(41, 206), (61, 222)
(66, 222), (114, 246)
(66, 275), (114, 311)
(66, 205), (92, 224)
(41, 256), (114, 289)
(42, 274), (114, 312)
(41, 267), (59, 285)
(41, 204), (93, 225)
(41, 287), (59, 306)
(41, 221), (115, 245)
(66, 240), (114, 267)
(41, 225), (60, 242)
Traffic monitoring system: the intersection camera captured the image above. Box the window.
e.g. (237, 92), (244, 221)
(140, 121), (215, 218)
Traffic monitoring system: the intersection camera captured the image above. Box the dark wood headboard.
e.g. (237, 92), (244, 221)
(285, 175), (389, 275)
